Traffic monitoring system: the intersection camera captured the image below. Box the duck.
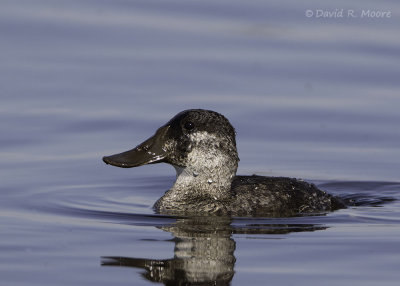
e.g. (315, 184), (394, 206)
(103, 109), (345, 217)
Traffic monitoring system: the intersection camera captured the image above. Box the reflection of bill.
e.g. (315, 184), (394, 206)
(101, 217), (326, 285)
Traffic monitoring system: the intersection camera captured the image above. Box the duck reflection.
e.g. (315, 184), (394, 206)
(101, 216), (326, 285)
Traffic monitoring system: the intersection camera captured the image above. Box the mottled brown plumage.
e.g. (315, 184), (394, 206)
(103, 109), (345, 217)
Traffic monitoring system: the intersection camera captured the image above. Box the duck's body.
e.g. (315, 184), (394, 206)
(154, 176), (343, 216)
(103, 109), (345, 216)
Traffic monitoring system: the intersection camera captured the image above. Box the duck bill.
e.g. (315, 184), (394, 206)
(102, 125), (169, 168)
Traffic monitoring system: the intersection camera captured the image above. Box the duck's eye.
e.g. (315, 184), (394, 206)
(184, 121), (195, 131)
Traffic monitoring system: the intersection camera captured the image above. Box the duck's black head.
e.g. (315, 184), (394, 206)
(103, 109), (239, 171)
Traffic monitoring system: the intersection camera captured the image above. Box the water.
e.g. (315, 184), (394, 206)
(1, 0), (400, 285)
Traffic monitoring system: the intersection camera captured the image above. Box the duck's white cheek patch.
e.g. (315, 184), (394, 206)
(187, 131), (226, 167)
(188, 131), (217, 143)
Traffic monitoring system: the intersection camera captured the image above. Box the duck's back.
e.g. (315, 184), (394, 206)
(230, 175), (345, 217)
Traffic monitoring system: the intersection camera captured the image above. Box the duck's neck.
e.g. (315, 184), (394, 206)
(170, 150), (238, 201)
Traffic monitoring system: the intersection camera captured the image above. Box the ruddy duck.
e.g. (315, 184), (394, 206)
(103, 109), (345, 216)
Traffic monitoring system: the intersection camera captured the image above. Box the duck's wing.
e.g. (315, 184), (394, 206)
(230, 175), (345, 216)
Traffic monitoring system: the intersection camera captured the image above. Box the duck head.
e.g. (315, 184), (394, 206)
(103, 109), (239, 198)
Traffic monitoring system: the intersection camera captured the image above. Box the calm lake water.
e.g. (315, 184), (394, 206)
(1, 0), (400, 285)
